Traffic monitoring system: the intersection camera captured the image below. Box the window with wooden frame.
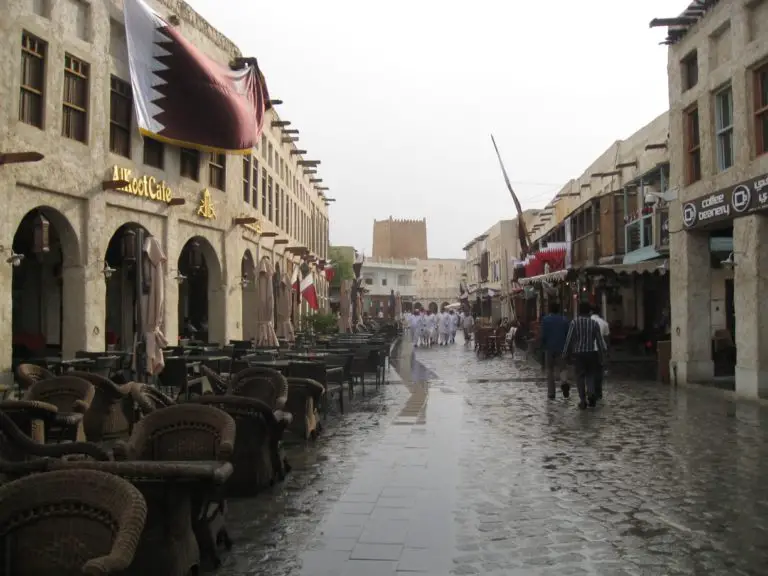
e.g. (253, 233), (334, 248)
(251, 159), (258, 209)
(275, 184), (281, 227)
(261, 168), (267, 216)
(242, 156), (251, 203)
(267, 175), (274, 222)
(685, 106), (702, 184)
(209, 153), (225, 190)
(143, 137), (164, 168)
(180, 147), (200, 181)
(682, 51), (698, 91)
(109, 76), (131, 157)
(755, 62), (768, 156)
(714, 85), (734, 171)
(19, 32), (46, 128)
(261, 134), (267, 159)
(268, 143), (273, 168)
(62, 53), (89, 142)
(286, 197), (291, 236)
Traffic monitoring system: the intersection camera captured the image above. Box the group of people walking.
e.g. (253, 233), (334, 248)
(540, 302), (610, 410)
(404, 309), (461, 347)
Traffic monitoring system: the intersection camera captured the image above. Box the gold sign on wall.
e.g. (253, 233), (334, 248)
(198, 189), (216, 219)
(243, 221), (262, 235)
(111, 166), (173, 203)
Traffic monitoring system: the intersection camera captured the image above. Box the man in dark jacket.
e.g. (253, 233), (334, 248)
(540, 302), (571, 399)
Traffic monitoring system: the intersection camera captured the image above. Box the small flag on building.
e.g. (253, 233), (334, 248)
(291, 264), (301, 294)
(123, 0), (270, 152)
(299, 262), (318, 310)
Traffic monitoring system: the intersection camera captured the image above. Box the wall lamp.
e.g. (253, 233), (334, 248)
(102, 261), (117, 279)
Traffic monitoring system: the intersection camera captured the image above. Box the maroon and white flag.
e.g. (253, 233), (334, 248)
(123, 0), (270, 153)
(299, 263), (319, 311)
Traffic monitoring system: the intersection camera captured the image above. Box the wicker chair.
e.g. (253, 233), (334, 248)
(23, 376), (95, 442)
(0, 469), (146, 575)
(285, 377), (325, 440)
(68, 372), (154, 442)
(0, 399), (59, 443)
(229, 367), (288, 408)
(199, 364), (229, 395)
(191, 395), (287, 494)
(113, 404), (235, 570)
(0, 410), (111, 482)
(15, 363), (54, 395)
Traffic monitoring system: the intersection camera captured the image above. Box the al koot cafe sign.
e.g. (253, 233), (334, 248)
(682, 173), (768, 229)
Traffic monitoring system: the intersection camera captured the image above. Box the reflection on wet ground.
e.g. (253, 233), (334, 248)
(220, 336), (768, 576)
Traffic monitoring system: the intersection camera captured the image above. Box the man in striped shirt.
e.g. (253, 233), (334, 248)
(563, 302), (607, 409)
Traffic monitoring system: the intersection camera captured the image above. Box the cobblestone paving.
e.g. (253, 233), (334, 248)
(220, 337), (768, 575)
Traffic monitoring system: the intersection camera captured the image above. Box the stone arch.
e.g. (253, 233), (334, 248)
(11, 206), (82, 358)
(414, 302), (423, 311)
(177, 235), (224, 344)
(241, 249), (257, 340)
(428, 301), (438, 314)
(103, 223), (152, 351)
(441, 301), (450, 311)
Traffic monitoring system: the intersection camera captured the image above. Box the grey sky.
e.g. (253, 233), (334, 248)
(186, 0), (685, 258)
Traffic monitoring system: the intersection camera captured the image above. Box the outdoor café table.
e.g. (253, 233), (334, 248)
(43, 357), (95, 375)
(46, 458), (233, 576)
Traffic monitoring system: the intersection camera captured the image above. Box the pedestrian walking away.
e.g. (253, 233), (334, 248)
(590, 305), (610, 400)
(539, 302), (571, 399)
(563, 302), (607, 409)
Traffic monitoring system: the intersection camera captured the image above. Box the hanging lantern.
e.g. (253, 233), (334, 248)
(33, 213), (50, 255)
(122, 228), (137, 262)
(188, 239), (202, 271)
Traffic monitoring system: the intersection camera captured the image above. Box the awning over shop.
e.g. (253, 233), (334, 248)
(600, 259), (668, 276)
(622, 246), (662, 265)
(518, 269), (568, 285)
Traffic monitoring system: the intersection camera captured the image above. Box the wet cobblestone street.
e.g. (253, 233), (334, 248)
(220, 337), (768, 575)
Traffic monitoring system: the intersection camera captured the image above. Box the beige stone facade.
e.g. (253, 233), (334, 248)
(412, 258), (464, 309)
(661, 0), (768, 397)
(371, 217), (428, 260)
(1, 0), (330, 381)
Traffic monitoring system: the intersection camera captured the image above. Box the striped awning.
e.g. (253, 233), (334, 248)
(518, 269), (568, 286)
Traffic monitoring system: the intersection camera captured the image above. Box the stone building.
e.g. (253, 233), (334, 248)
(462, 212), (538, 320)
(360, 257), (417, 315)
(652, 0), (768, 396)
(371, 217), (428, 260)
(1, 0), (330, 382)
(412, 258), (465, 312)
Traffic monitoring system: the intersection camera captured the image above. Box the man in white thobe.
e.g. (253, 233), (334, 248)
(450, 310), (459, 344)
(438, 310), (451, 345)
(591, 306), (610, 400)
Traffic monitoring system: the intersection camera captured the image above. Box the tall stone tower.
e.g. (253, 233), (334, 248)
(372, 217), (428, 260)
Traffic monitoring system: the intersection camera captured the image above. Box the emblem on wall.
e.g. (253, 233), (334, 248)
(682, 203), (697, 228)
(197, 189), (216, 219)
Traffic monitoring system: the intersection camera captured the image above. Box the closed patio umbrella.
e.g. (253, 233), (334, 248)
(256, 258), (279, 347)
(141, 236), (168, 375)
(395, 291), (402, 317)
(277, 273), (295, 342)
(339, 279), (352, 333)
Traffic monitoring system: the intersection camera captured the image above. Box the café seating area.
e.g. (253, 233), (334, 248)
(0, 325), (399, 575)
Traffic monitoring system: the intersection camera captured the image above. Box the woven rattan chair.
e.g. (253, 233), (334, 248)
(23, 376), (95, 442)
(0, 399), (59, 443)
(285, 377), (325, 440)
(113, 404), (235, 569)
(229, 367), (289, 409)
(15, 363), (54, 395)
(191, 395), (287, 494)
(68, 372), (154, 442)
(0, 469), (146, 575)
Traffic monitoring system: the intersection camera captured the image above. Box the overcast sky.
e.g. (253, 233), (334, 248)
(187, 0), (686, 258)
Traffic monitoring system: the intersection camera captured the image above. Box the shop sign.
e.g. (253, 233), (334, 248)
(682, 173), (768, 229)
(111, 166), (173, 203)
(197, 189), (216, 219)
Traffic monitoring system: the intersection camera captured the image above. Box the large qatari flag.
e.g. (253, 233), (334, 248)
(123, 0), (270, 153)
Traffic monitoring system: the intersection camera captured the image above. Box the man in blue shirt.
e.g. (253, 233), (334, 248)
(539, 302), (571, 399)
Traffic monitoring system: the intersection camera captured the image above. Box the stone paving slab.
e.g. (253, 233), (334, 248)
(220, 335), (768, 576)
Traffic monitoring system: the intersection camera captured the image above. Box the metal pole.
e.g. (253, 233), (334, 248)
(134, 227), (145, 383)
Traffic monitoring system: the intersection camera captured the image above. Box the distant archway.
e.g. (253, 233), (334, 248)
(12, 207), (80, 358)
(414, 302), (423, 312)
(441, 301), (450, 312)
(103, 223), (151, 351)
(177, 236), (223, 344)
(428, 301), (438, 314)
(241, 250), (257, 340)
